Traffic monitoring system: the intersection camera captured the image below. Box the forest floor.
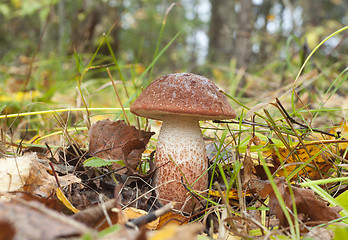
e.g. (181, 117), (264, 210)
(1, 28), (348, 240)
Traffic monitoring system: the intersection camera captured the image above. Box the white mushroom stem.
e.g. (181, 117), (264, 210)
(155, 115), (208, 212)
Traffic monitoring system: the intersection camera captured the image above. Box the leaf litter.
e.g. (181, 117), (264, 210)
(249, 177), (342, 229)
(1, 107), (348, 239)
(10, 118), (204, 239)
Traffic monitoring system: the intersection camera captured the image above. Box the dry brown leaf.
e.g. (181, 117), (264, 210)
(0, 153), (80, 197)
(304, 227), (334, 240)
(243, 136), (259, 186)
(0, 200), (90, 239)
(23, 159), (81, 197)
(0, 153), (35, 192)
(249, 177), (342, 228)
(72, 199), (118, 229)
(88, 119), (154, 174)
(8, 192), (61, 212)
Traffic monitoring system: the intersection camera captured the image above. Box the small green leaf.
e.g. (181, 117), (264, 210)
(83, 157), (125, 167)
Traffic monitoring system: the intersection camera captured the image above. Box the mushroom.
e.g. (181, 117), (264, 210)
(130, 73), (236, 212)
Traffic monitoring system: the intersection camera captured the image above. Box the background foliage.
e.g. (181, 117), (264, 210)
(0, 0), (347, 129)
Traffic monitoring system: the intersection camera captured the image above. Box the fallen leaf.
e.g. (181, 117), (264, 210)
(243, 136), (259, 186)
(209, 189), (251, 200)
(100, 225), (145, 240)
(88, 119), (154, 175)
(149, 222), (203, 240)
(249, 177), (342, 228)
(0, 199), (91, 239)
(264, 144), (333, 179)
(56, 187), (80, 213)
(123, 207), (159, 230)
(0, 153), (80, 197)
(8, 192), (61, 212)
(22, 157), (81, 197)
(329, 121), (348, 159)
(156, 212), (189, 229)
(304, 227), (334, 240)
(22, 146), (49, 159)
(72, 199), (118, 230)
(0, 153), (35, 192)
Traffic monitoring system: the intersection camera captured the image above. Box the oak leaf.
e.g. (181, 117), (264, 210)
(88, 119), (154, 175)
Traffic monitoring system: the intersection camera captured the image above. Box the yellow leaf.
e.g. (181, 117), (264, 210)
(157, 212), (189, 229)
(149, 222), (203, 240)
(264, 144), (333, 180)
(56, 188), (79, 213)
(123, 207), (159, 230)
(151, 224), (177, 240)
(209, 189), (250, 199)
(329, 121), (348, 157)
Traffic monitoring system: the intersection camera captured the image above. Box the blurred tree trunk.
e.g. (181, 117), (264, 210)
(208, 0), (254, 70)
(208, 0), (236, 63)
(58, 0), (66, 81)
(233, 0), (253, 70)
(301, 1), (322, 27)
(257, 0), (272, 63)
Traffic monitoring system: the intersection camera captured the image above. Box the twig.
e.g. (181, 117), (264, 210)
(49, 162), (62, 189)
(275, 98), (336, 138)
(99, 194), (113, 227)
(214, 102), (337, 138)
(126, 202), (175, 229)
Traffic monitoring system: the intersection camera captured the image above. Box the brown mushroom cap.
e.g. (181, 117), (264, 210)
(130, 73), (236, 120)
